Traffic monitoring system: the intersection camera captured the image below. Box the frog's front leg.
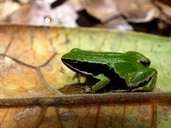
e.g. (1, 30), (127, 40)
(132, 73), (157, 91)
(126, 68), (157, 91)
(91, 74), (111, 92)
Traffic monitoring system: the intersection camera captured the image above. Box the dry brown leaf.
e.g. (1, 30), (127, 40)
(0, 25), (171, 127)
(94, 16), (133, 31)
(123, 0), (160, 23)
(0, 0), (20, 21)
(81, 0), (121, 22)
(81, 0), (160, 23)
(155, 1), (171, 17)
(3, 0), (78, 27)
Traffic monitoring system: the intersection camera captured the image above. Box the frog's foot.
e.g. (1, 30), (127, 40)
(76, 85), (92, 93)
(132, 73), (157, 92)
(92, 74), (110, 92)
(112, 89), (131, 92)
(72, 73), (84, 83)
(84, 87), (92, 93)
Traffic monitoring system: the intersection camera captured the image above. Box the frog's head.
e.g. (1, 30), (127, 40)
(62, 48), (81, 59)
(61, 48), (84, 64)
(125, 51), (151, 67)
(61, 48), (97, 63)
(61, 48), (92, 75)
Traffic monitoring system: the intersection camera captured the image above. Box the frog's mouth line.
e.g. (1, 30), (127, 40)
(63, 61), (93, 76)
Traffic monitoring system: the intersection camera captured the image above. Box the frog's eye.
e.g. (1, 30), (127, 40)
(138, 60), (150, 67)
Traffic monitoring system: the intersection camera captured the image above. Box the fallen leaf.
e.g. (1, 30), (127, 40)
(155, 1), (171, 17)
(3, 0), (78, 27)
(81, 0), (160, 23)
(0, 0), (20, 21)
(0, 25), (170, 127)
(94, 16), (133, 31)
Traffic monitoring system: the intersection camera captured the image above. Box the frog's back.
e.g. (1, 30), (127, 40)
(67, 48), (124, 63)
(63, 48), (143, 67)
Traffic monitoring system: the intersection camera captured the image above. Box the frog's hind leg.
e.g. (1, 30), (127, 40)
(92, 74), (111, 92)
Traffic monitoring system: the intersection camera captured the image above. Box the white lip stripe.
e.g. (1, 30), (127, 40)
(64, 62), (93, 76)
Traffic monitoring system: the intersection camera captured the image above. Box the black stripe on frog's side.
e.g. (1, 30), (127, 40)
(62, 59), (127, 89)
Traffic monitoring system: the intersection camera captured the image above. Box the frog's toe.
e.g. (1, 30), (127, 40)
(84, 87), (92, 93)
